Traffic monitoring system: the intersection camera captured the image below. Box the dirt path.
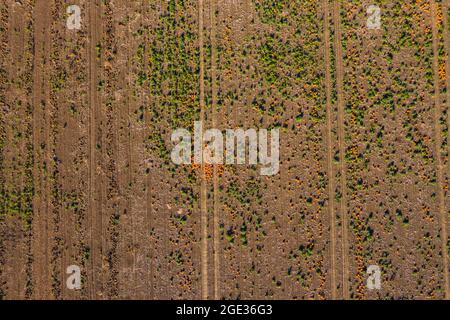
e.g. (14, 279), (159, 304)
(442, 0), (450, 300)
(113, 1), (135, 299)
(323, 0), (337, 300)
(60, 13), (72, 299)
(332, 0), (350, 300)
(125, 6), (137, 299)
(139, 1), (152, 300)
(198, 0), (209, 300)
(444, 0), (450, 184)
(210, 0), (220, 301)
(143, 2), (157, 298)
(88, 0), (103, 299)
(0, 0), (8, 300)
(31, 0), (51, 299)
(430, 1), (449, 300)
(124, 4), (152, 298)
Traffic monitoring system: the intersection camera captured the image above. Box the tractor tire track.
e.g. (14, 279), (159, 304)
(198, 0), (209, 300)
(441, 0), (450, 301)
(430, 0), (449, 300)
(88, 0), (103, 299)
(0, 0), (8, 300)
(323, 0), (337, 300)
(113, 1), (134, 299)
(143, 1), (157, 299)
(332, 0), (350, 300)
(142, 1), (156, 300)
(210, 0), (220, 301)
(31, 0), (52, 300)
(124, 4), (135, 299)
(443, 0), (450, 300)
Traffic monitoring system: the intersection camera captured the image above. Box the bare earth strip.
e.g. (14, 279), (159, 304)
(209, 0), (220, 301)
(136, 1), (149, 300)
(140, 1), (153, 299)
(430, 0), (449, 300)
(125, 2), (153, 298)
(114, 1), (135, 299)
(323, 0), (337, 300)
(31, 0), (51, 300)
(443, 0), (450, 300)
(442, 0), (450, 301)
(58, 5), (74, 299)
(88, 0), (103, 299)
(0, 0), (8, 300)
(332, 0), (349, 300)
(113, 2), (131, 299)
(198, 0), (209, 300)
(125, 3), (137, 299)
